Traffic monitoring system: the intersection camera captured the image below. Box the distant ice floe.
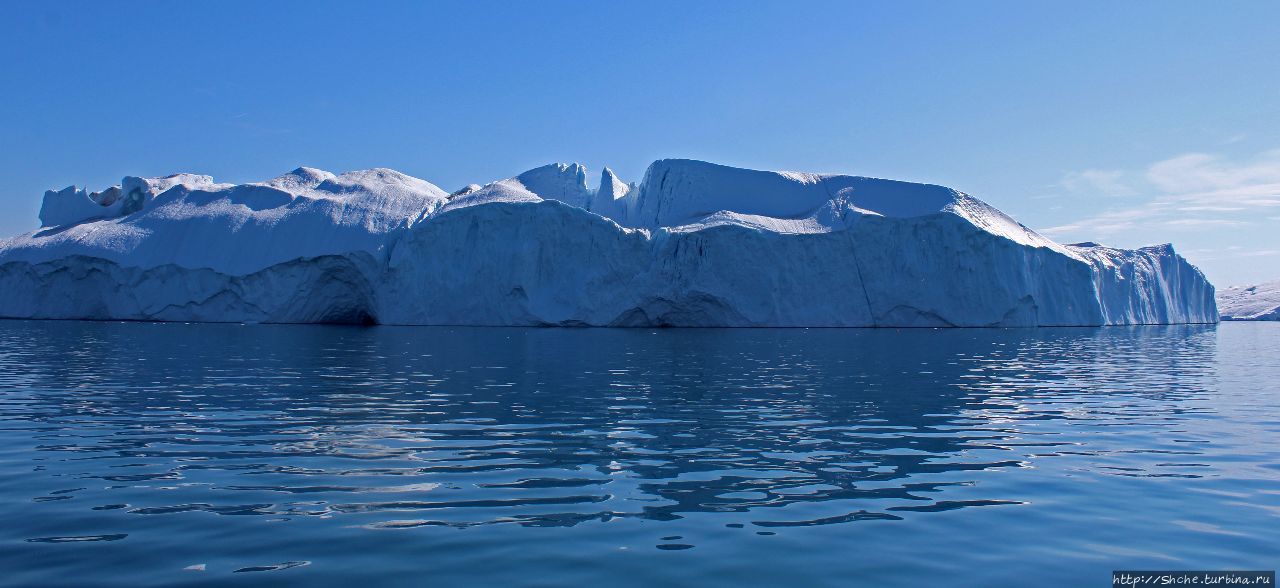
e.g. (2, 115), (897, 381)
(1217, 280), (1280, 320)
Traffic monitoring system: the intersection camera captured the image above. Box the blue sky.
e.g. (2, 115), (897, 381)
(2, 1), (1277, 285)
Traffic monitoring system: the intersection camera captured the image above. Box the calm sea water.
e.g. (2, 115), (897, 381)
(0, 321), (1276, 587)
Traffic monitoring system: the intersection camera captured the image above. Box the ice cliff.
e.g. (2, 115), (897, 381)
(0, 159), (1218, 326)
(1217, 280), (1280, 321)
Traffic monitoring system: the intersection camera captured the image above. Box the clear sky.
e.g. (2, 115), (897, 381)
(2, 1), (1277, 286)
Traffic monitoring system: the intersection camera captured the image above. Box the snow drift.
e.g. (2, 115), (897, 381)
(0, 159), (1218, 326)
(1217, 280), (1280, 321)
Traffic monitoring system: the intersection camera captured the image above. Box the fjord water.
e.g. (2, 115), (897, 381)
(0, 322), (1276, 587)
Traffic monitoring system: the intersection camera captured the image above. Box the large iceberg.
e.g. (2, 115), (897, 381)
(0, 159), (1217, 326)
(1217, 280), (1280, 321)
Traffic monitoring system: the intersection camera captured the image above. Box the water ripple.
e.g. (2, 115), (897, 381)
(0, 321), (1277, 586)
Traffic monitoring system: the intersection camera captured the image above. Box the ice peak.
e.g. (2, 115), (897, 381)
(38, 186), (96, 228)
(263, 167), (336, 192)
(583, 167), (633, 218)
(598, 167), (628, 199)
(514, 163), (591, 208)
(317, 168), (447, 199)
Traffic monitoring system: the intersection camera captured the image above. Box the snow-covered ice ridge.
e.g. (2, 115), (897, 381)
(1217, 280), (1280, 321)
(0, 159), (1217, 326)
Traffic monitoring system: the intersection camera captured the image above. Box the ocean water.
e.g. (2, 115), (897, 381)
(0, 320), (1276, 587)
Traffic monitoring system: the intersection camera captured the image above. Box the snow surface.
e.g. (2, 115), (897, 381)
(0, 159), (1218, 326)
(1217, 280), (1280, 320)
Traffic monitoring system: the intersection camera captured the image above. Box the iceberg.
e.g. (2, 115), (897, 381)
(0, 159), (1218, 326)
(1217, 280), (1280, 321)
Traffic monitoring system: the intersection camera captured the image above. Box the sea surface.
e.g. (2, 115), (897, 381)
(0, 321), (1276, 587)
